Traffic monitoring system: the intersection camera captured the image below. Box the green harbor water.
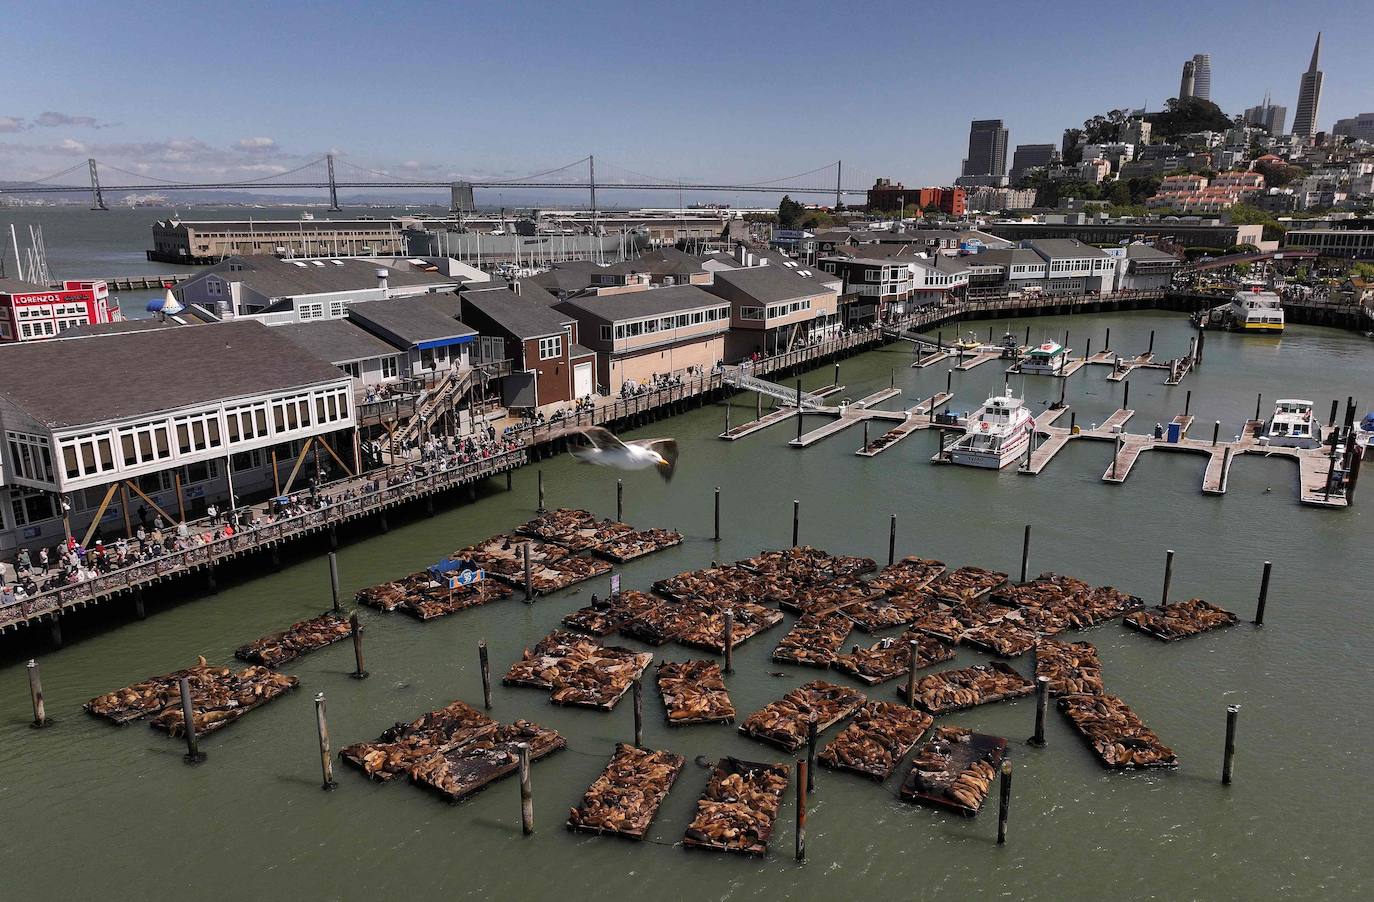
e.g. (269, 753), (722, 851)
(1, 311), (1370, 900)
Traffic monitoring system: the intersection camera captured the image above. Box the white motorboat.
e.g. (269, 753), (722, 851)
(1264, 399), (1322, 449)
(1226, 286), (1285, 332)
(947, 389), (1036, 469)
(1019, 340), (1071, 375)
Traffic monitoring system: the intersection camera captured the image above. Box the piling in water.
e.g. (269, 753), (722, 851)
(996, 760), (1012, 844)
(518, 742), (534, 835)
(315, 692), (336, 790)
(633, 679), (644, 749)
(328, 552), (341, 614)
(795, 759), (808, 862)
(523, 542), (533, 602)
(537, 470), (546, 513)
(27, 659), (47, 728)
(616, 478), (623, 523)
(179, 676), (205, 764)
(1185, 390), (1192, 417)
(1254, 561), (1272, 625)
(1162, 549), (1175, 604)
(350, 612), (369, 679)
(792, 500), (800, 547)
(888, 514), (897, 567)
(1222, 704), (1239, 785)
(1020, 525), (1031, 584)
(1123, 379), (1130, 410)
(723, 609), (735, 674)
(713, 486), (721, 542)
(806, 718), (818, 793)
(479, 640), (493, 709)
(1028, 676), (1049, 748)
(1212, 420), (1220, 446)
(906, 640), (919, 707)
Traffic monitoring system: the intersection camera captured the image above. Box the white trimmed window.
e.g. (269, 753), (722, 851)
(538, 336), (562, 360)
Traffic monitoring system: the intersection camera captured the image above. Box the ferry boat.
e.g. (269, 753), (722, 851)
(1019, 340), (1071, 374)
(1193, 285), (1285, 333)
(1263, 399), (1323, 449)
(947, 389), (1036, 469)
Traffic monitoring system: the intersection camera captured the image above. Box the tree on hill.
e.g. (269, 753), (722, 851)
(1252, 158), (1305, 188)
(1145, 97), (1234, 142)
(1083, 109), (1130, 144)
(1226, 203), (1286, 242)
(777, 195), (804, 229)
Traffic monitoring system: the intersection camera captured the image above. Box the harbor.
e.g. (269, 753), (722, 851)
(0, 309), (1371, 899)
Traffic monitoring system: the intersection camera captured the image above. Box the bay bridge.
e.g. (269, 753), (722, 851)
(0, 155), (877, 211)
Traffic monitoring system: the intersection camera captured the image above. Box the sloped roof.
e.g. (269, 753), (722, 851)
(190, 255), (456, 299)
(709, 265), (834, 304)
(559, 285), (724, 322)
(272, 318), (401, 363)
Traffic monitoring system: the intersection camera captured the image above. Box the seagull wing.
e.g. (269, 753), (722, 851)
(629, 438), (679, 481)
(575, 426), (628, 451)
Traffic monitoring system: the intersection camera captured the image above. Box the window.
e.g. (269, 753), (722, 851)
(740, 306), (766, 321)
(57, 432), (116, 480)
(8, 487), (57, 526)
(298, 303), (324, 320)
(116, 422), (172, 467)
(225, 401), (269, 444)
(7, 432), (57, 484)
(341, 361), (360, 378)
(328, 300), (347, 318)
(599, 325), (613, 341)
(381, 356), (399, 379)
(172, 411), (223, 455)
(538, 336), (562, 360)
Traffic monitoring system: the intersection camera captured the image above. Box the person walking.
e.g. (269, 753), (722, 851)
(38, 547), (49, 573)
(16, 547), (31, 575)
(206, 502), (218, 525)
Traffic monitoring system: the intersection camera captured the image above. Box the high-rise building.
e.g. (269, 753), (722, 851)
(1292, 33), (1324, 138)
(1179, 60), (1195, 100)
(961, 119), (1009, 178)
(1244, 93), (1288, 134)
(1190, 54), (1212, 102)
(1333, 113), (1374, 143)
(1009, 144), (1057, 184)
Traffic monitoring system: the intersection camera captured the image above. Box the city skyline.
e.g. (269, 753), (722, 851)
(0, 0), (1371, 194)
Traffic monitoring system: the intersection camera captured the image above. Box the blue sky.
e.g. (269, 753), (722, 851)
(1, 0), (1369, 200)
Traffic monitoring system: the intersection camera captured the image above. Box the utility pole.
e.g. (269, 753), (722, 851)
(326, 154), (342, 211)
(88, 159), (107, 211)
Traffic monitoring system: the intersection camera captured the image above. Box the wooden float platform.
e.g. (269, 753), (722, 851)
(1058, 694), (1178, 769)
(1123, 598), (1239, 641)
(901, 662), (1034, 714)
(867, 557), (946, 595)
(819, 701), (932, 780)
(567, 744), (685, 840)
(656, 660), (735, 725)
(410, 719), (566, 801)
(899, 726), (1007, 816)
(682, 757), (790, 856)
(855, 392), (956, 456)
(788, 388), (903, 448)
(234, 613), (352, 666)
(739, 680), (866, 752)
(502, 631), (653, 710)
(338, 699), (498, 782)
(1035, 639), (1105, 695)
(719, 384), (845, 440)
(770, 611), (854, 667)
(830, 632), (956, 685)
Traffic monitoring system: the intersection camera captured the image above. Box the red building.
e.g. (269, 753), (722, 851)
(865, 179), (966, 217)
(0, 279), (120, 342)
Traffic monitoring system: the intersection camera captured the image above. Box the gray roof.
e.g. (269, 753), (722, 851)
(1023, 239), (1115, 259)
(599, 247), (707, 277)
(971, 248), (1046, 268)
(0, 320), (344, 429)
(189, 255), (456, 300)
(1125, 243), (1182, 261)
(0, 277), (50, 295)
(709, 266), (835, 305)
(272, 318), (401, 364)
(559, 285), (724, 323)
(461, 289), (573, 340)
(61, 318), (181, 338)
(346, 296), (476, 348)
(527, 260), (601, 294)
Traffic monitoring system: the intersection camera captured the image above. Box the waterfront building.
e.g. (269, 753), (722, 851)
(865, 180), (966, 217)
(0, 321), (354, 554)
(1009, 144), (1057, 185)
(1291, 33), (1324, 139)
(1333, 113), (1374, 143)
(1281, 220), (1374, 260)
(962, 120), (1009, 179)
(1119, 244), (1185, 290)
(459, 288), (595, 407)
(150, 218), (409, 264)
(704, 265), (839, 359)
(583, 248), (713, 290)
(0, 278), (119, 342)
(1021, 239), (1121, 296)
(981, 219), (1262, 249)
(555, 285), (731, 393)
(174, 255), (470, 320)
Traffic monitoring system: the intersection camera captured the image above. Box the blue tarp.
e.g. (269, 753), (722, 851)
(429, 558), (472, 576)
(1361, 413), (1374, 432)
(415, 334), (475, 350)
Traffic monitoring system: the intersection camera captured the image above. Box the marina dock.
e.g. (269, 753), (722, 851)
(856, 392), (959, 457)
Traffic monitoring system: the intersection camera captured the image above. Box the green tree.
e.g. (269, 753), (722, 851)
(1226, 203), (1286, 242)
(1253, 159), (1305, 187)
(777, 195), (804, 229)
(1145, 97), (1235, 142)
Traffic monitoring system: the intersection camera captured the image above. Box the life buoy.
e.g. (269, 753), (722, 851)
(981, 422), (990, 432)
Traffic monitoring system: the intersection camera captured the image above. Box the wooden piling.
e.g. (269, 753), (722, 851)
(1162, 549), (1174, 605)
(328, 552), (341, 614)
(1122, 379), (1130, 410)
(946, 368), (953, 395)
(795, 759), (808, 862)
(1104, 327), (1111, 350)
(723, 609), (735, 674)
(834, 362), (840, 385)
(806, 718), (818, 792)
(996, 760), (1012, 844)
(49, 616), (62, 648)
(479, 640), (493, 709)
(1328, 399), (1339, 428)
(1028, 676), (1048, 748)
(725, 399), (731, 434)
(315, 692), (336, 790)
(1221, 445), (1232, 492)
(349, 612), (369, 679)
(1024, 325), (1031, 345)
(518, 742), (534, 835)
(537, 470), (546, 513)
(1254, 561), (1272, 625)
(523, 542), (534, 602)
(888, 514), (897, 567)
(133, 589), (145, 620)
(1148, 329), (1155, 354)
(1255, 392), (1262, 423)
(792, 500), (800, 547)
(1212, 420), (1220, 446)
(1185, 390), (1192, 417)
(756, 393), (762, 421)
(796, 382), (804, 443)
(713, 486), (721, 542)
(633, 679), (644, 748)
(1069, 411), (1076, 431)
(26, 659), (47, 728)
(906, 640), (919, 707)
(505, 470), (512, 491)
(1222, 704), (1239, 785)
(1020, 524), (1031, 583)
(863, 420), (869, 450)
(616, 478), (623, 523)
(179, 676), (205, 763)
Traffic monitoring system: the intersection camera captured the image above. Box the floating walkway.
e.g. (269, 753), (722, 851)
(856, 392), (958, 457)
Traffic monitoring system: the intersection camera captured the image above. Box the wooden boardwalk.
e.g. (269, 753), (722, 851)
(790, 388), (903, 448)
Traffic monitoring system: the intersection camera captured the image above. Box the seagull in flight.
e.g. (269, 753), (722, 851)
(569, 426), (679, 481)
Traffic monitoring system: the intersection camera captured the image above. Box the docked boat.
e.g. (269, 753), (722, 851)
(1019, 340), (1071, 374)
(1263, 399), (1323, 449)
(1192, 286), (1285, 333)
(946, 389), (1036, 469)
(952, 332), (981, 355)
(1357, 413), (1374, 456)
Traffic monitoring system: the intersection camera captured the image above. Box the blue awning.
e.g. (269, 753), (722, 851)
(416, 334), (475, 351)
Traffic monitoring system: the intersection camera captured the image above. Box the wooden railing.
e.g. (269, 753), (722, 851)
(0, 449), (527, 629)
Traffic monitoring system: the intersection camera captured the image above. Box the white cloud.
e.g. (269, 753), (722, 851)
(59, 138), (87, 153)
(35, 111), (109, 129)
(0, 116), (25, 133)
(236, 136), (276, 150)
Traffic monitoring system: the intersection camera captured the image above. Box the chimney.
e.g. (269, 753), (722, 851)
(376, 268), (389, 292)
(513, 280), (522, 296)
(736, 244), (748, 265)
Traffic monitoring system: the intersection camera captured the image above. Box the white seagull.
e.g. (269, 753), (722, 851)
(569, 426), (679, 482)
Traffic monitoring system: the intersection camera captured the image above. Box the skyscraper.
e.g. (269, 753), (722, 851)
(1009, 144), (1057, 184)
(961, 119), (1009, 178)
(1244, 93), (1288, 135)
(1190, 54), (1212, 102)
(1292, 33), (1324, 138)
(1178, 60), (1195, 100)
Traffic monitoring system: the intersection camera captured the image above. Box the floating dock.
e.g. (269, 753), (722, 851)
(899, 726), (1007, 816)
(567, 744), (685, 840)
(356, 570), (513, 619)
(340, 699), (498, 782)
(85, 658), (297, 733)
(770, 611), (854, 667)
(901, 662), (1034, 714)
(1058, 694), (1178, 769)
(867, 557), (947, 595)
(410, 720), (565, 801)
(1035, 639), (1105, 695)
(819, 701), (932, 780)
(1123, 598), (1239, 641)
(855, 392), (956, 456)
(234, 613), (353, 666)
(830, 632), (956, 685)
(739, 680), (866, 752)
(656, 660), (735, 725)
(719, 384), (846, 441)
(503, 631), (653, 711)
(682, 757), (790, 856)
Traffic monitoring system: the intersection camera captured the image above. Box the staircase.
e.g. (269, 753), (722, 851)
(722, 367), (828, 409)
